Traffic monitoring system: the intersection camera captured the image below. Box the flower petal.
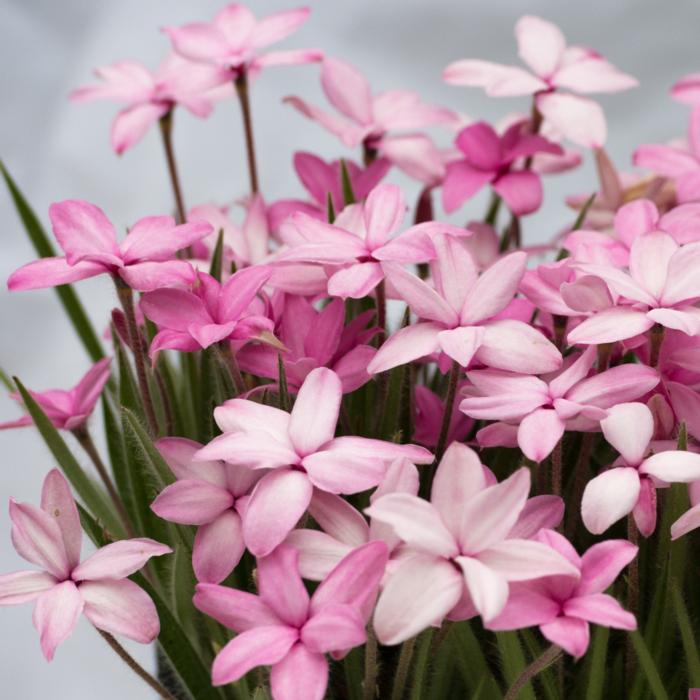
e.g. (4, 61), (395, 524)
(576, 539), (638, 596)
(193, 510), (245, 584)
(600, 403), (653, 466)
(581, 468), (641, 535)
(72, 538), (171, 581)
(40, 469), (81, 571)
(563, 593), (636, 630)
(0, 570), (57, 606)
(269, 642), (328, 700)
(194, 584), (280, 632)
(517, 408), (566, 462)
(455, 556), (509, 622)
(32, 581), (83, 661)
(257, 545), (309, 628)
(151, 480), (233, 525)
(540, 616), (590, 658)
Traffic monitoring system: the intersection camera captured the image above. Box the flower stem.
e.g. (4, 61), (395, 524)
(649, 323), (665, 368)
(96, 628), (177, 700)
(434, 360), (461, 464)
(626, 516), (640, 684)
(551, 438), (563, 498)
(504, 643), (562, 700)
(362, 626), (379, 700)
(234, 72), (259, 194)
(375, 280), (387, 342)
(158, 110), (186, 224)
(217, 341), (246, 396)
(390, 635), (416, 700)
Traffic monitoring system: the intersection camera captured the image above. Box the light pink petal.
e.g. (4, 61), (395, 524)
(156, 437), (226, 486)
(441, 161), (493, 213)
(581, 468), (641, 535)
(213, 398), (291, 438)
(508, 495), (564, 539)
(455, 122), (502, 171)
(301, 603), (365, 654)
(195, 431), (297, 469)
(72, 358), (112, 417)
(285, 530), (353, 580)
(7, 257), (104, 291)
(600, 403), (653, 466)
(118, 260), (196, 292)
(564, 593), (636, 630)
(632, 477), (657, 537)
(308, 491), (368, 546)
(257, 544), (309, 628)
(537, 93), (606, 149)
(442, 59), (546, 96)
(321, 57), (373, 124)
(576, 539), (638, 596)
(455, 556), (509, 622)
(367, 322), (442, 374)
(460, 393), (547, 424)
(515, 15), (565, 78)
(151, 480), (233, 525)
(487, 583), (560, 630)
(475, 539), (579, 582)
(430, 233), (479, 315)
(141, 288), (211, 331)
(321, 436), (433, 465)
(517, 408), (566, 462)
(548, 346), (597, 398)
(372, 90), (456, 131)
(327, 262), (383, 299)
(493, 171), (543, 216)
(671, 502), (700, 540)
(193, 583), (280, 632)
(566, 364), (659, 409)
(437, 326), (484, 367)
(302, 452), (387, 494)
(269, 642), (328, 700)
(32, 581), (83, 661)
(553, 59), (638, 94)
(364, 184), (405, 249)
(378, 134), (446, 184)
(540, 616), (590, 658)
(567, 307), (654, 345)
(72, 538), (171, 581)
(641, 450), (700, 482)
(646, 307), (700, 335)
(373, 553), (463, 645)
(560, 275), (615, 313)
(251, 7), (311, 47)
(628, 232), (677, 299)
(0, 571), (57, 605)
(614, 199), (659, 245)
(111, 103), (169, 155)
(284, 96), (369, 147)
(633, 144), (699, 177)
(80, 578), (159, 643)
(243, 470), (313, 556)
(163, 23), (231, 64)
(40, 469), (81, 571)
(333, 345), (376, 393)
(121, 217), (211, 264)
(193, 510), (245, 584)
(661, 241), (700, 306)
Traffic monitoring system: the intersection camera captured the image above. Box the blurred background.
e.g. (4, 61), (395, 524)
(0, 0), (698, 696)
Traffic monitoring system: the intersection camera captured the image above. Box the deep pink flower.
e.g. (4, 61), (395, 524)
(164, 4), (322, 76)
(7, 201), (212, 293)
(413, 384), (473, 448)
(193, 542), (387, 698)
(368, 234), (562, 374)
(444, 15), (637, 147)
(365, 443), (578, 643)
(442, 120), (563, 215)
(0, 470), (170, 660)
(460, 347), (660, 462)
(1, 358), (111, 431)
(195, 367), (432, 556)
(70, 54), (230, 154)
(582, 402), (700, 536)
(488, 530), (637, 658)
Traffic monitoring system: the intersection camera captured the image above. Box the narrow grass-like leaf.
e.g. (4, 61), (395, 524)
(450, 623), (501, 698)
(340, 159), (356, 205)
(277, 353), (290, 412)
(670, 578), (700, 686)
(409, 629), (435, 700)
(209, 229), (225, 282)
(326, 190), (336, 223)
(630, 630), (669, 700)
(584, 626), (609, 700)
(496, 632), (536, 700)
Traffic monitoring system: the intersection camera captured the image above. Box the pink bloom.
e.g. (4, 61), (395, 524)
(193, 542), (388, 698)
(237, 296), (377, 393)
(150, 438), (262, 583)
(582, 402), (700, 536)
(277, 184), (466, 299)
(70, 54), (230, 154)
(460, 347), (660, 462)
(443, 15), (636, 148)
(368, 233), (562, 374)
(365, 443), (579, 643)
(194, 367), (432, 556)
(442, 120), (562, 215)
(671, 480), (700, 540)
(568, 234), (700, 345)
(413, 384), (473, 448)
(488, 530), (637, 658)
(140, 267), (274, 357)
(0, 470), (170, 660)
(1, 358), (111, 431)
(7, 201), (212, 293)
(164, 4), (322, 75)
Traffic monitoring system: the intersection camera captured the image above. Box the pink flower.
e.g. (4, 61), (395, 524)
(277, 183), (465, 299)
(150, 438), (262, 583)
(460, 347), (660, 462)
(365, 443), (579, 643)
(567, 234), (700, 345)
(488, 530), (637, 658)
(1, 358), (111, 431)
(443, 15), (637, 147)
(0, 470), (170, 660)
(237, 296), (378, 393)
(442, 120), (563, 215)
(193, 542), (388, 698)
(582, 402), (700, 536)
(70, 54), (230, 154)
(671, 480), (700, 540)
(140, 267), (274, 357)
(194, 367), (432, 556)
(164, 4), (322, 75)
(285, 57), (456, 175)
(413, 384), (473, 448)
(7, 200), (212, 293)
(368, 233), (562, 374)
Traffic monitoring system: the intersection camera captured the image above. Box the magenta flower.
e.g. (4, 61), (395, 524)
(368, 234), (561, 374)
(488, 530), (637, 658)
(1, 358), (111, 431)
(277, 183), (465, 299)
(193, 542), (388, 698)
(442, 120), (563, 215)
(150, 438), (261, 583)
(140, 267), (273, 357)
(195, 367), (432, 556)
(413, 384), (473, 448)
(8, 200), (212, 293)
(582, 402), (700, 536)
(568, 234), (700, 345)
(71, 53), (230, 154)
(164, 4), (322, 75)
(444, 15), (637, 147)
(460, 347), (660, 462)
(365, 443), (579, 643)
(0, 470), (170, 660)
(237, 296), (377, 393)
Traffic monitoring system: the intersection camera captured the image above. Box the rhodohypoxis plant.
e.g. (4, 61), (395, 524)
(3, 4), (700, 700)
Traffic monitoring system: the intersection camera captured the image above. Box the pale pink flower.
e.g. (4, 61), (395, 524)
(671, 480), (700, 540)
(365, 443), (579, 643)
(582, 402), (700, 536)
(488, 530), (637, 658)
(0, 470), (170, 660)
(460, 347), (660, 462)
(7, 201), (211, 293)
(368, 234), (562, 374)
(194, 367), (432, 556)
(1, 358), (111, 431)
(193, 542), (387, 698)
(164, 4), (322, 75)
(672, 73), (700, 105)
(443, 15), (637, 147)
(70, 53), (230, 154)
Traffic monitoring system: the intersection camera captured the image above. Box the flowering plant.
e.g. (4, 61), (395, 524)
(3, 6), (700, 700)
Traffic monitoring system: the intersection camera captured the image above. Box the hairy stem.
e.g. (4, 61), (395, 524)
(434, 360), (461, 464)
(158, 110), (186, 224)
(217, 342), (246, 396)
(551, 438), (563, 498)
(390, 636), (416, 700)
(234, 72), (259, 194)
(362, 626), (379, 700)
(504, 643), (562, 700)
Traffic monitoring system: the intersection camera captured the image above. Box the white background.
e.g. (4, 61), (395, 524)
(0, 0), (698, 696)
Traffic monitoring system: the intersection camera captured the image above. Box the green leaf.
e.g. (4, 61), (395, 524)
(115, 328), (145, 422)
(1, 161), (104, 362)
(496, 632), (536, 700)
(450, 623), (501, 698)
(101, 397), (136, 525)
(671, 578), (700, 686)
(572, 192), (597, 232)
(14, 377), (124, 537)
(0, 367), (14, 392)
(340, 159), (356, 205)
(409, 629), (435, 700)
(630, 630), (669, 700)
(584, 626), (609, 700)
(209, 229), (225, 282)
(326, 191), (336, 223)
(277, 353), (290, 412)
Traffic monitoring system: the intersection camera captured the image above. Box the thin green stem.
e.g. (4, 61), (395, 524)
(504, 644), (562, 700)
(234, 72), (259, 194)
